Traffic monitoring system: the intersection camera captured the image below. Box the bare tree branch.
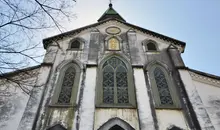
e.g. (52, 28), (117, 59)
(0, 0), (76, 93)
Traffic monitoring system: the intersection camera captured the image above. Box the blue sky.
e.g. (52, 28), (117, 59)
(46, 0), (220, 76)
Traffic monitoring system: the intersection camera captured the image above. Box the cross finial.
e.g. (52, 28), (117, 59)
(109, 0), (113, 8)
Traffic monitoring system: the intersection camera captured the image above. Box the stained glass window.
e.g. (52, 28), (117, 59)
(57, 66), (76, 104)
(108, 37), (120, 50)
(102, 57), (129, 104)
(154, 67), (173, 105)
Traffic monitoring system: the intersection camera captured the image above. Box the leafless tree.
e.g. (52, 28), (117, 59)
(0, 0), (76, 94)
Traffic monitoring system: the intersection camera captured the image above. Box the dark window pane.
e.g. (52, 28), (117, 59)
(109, 125), (124, 130)
(57, 66), (76, 104)
(147, 42), (157, 51)
(47, 124), (66, 130)
(71, 40), (80, 49)
(154, 67), (173, 105)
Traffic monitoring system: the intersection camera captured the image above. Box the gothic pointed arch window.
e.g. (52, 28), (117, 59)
(148, 64), (180, 108)
(51, 62), (81, 106)
(142, 40), (158, 52)
(147, 42), (157, 51)
(68, 38), (84, 50)
(71, 40), (80, 49)
(96, 56), (136, 107)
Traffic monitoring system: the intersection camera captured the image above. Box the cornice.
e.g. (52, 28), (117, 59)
(189, 71), (220, 87)
(42, 18), (186, 51)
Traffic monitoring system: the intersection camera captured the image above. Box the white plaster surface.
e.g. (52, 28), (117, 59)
(94, 108), (139, 130)
(17, 66), (51, 130)
(79, 67), (96, 130)
(133, 68), (155, 130)
(0, 84), (30, 130)
(156, 109), (189, 130)
(179, 70), (220, 130)
(193, 80), (220, 129)
(0, 69), (38, 130)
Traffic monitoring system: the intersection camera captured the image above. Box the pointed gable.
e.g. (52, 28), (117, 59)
(98, 3), (126, 22)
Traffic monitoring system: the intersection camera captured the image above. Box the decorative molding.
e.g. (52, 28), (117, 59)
(189, 71), (220, 87)
(43, 19), (185, 51)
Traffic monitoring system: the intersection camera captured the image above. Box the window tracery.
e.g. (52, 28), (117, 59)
(154, 67), (173, 105)
(51, 62), (81, 106)
(102, 57), (129, 104)
(57, 66), (76, 104)
(96, 56), (136, 107)
(147, 63), (180, 108)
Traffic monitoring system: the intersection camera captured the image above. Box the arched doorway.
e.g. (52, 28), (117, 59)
(97, 117), (135, 130)
(109, 125), (124, 130)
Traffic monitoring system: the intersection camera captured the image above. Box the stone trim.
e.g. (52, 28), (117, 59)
(189, 71), (220, 87)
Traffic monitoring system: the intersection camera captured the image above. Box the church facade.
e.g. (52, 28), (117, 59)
(0, 4), (220, 130)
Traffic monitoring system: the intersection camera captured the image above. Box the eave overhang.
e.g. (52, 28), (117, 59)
(43, 18), (186, 52)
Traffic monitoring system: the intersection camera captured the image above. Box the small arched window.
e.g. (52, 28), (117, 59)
(142, 40), (158, 52)
(147, 42), (157, 51)
(52, 63), (81, 106)
(96, 56), (136, 107)
(148, 64), (180, 108)
(68, 38), (85, 50)
(70, 40), (80, 49)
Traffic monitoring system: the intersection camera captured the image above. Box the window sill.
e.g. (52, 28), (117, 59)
(145, 51), (160, 54)
(48, 104), (77, 108)
(155, 105), (182, 110)
(66, 48), (82, 51)
(96, 103), (136, 109)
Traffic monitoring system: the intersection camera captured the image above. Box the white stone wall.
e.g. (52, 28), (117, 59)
(94, 109), (139, 130)
(0, 68), (39, 130)
(179, 69), (220, 130)
(133, 68), (155, 130)
(79, 67), (96, 130)
(156, 110), (189, 130)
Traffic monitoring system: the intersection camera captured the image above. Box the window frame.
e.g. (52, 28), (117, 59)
(96, 56), (136, 108)
(105, 36), (122, 51)
(107, 37), (120, 51)
(142, 40), (158, 52)
(50, 63), (81, 107)
(148, 64), (180, 109)
(67, 38), (84, 51)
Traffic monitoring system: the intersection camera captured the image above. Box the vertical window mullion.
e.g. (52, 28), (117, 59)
(114, 69), (117, 104)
